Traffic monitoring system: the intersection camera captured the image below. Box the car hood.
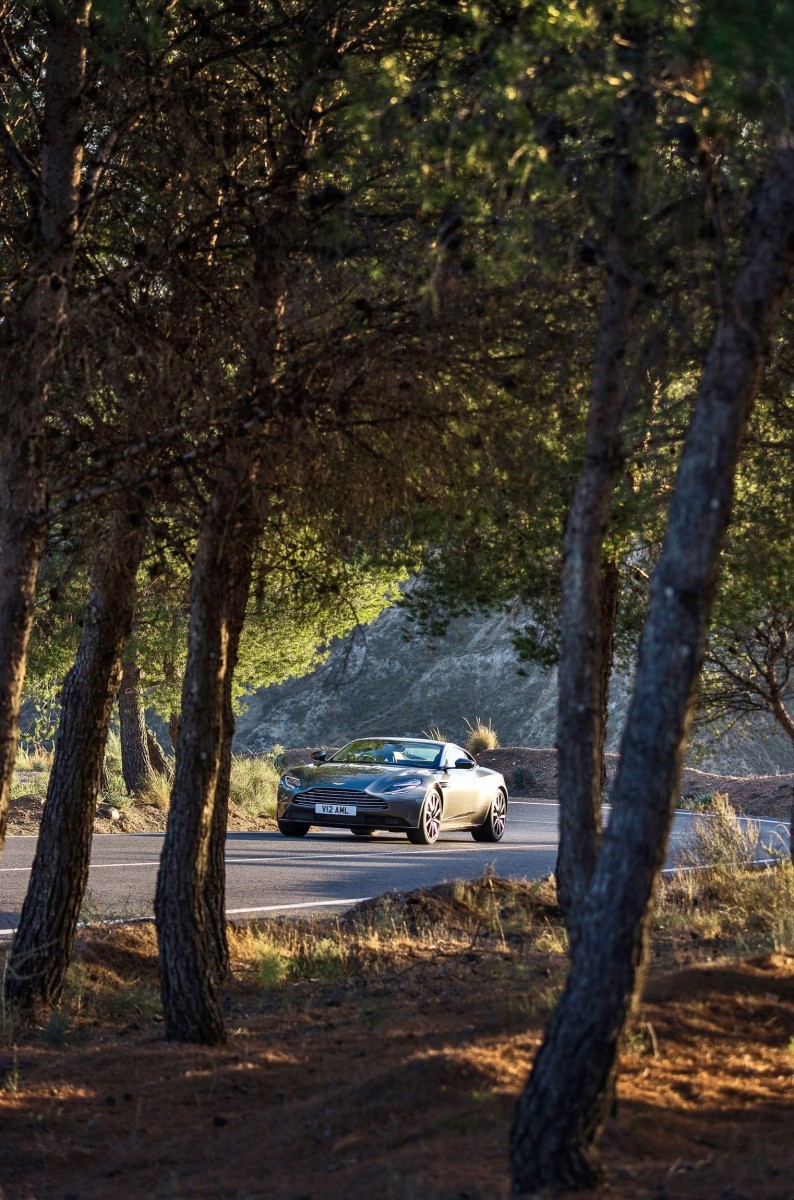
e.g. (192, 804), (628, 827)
(289, 763), (433, 792)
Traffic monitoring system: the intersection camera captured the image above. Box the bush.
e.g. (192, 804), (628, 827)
(509, 765), (536, 794)
(464, 717), (499, 755)
(673, 793), (778, 873)
(679, 790), (721, 811)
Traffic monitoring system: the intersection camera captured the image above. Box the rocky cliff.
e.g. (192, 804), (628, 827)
(234, 604), (793, 777)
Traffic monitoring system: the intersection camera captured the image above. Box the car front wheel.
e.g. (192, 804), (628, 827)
(407, 789), (443, 846)
(277, 817), (310, 837)
(471, 788), (507, 843)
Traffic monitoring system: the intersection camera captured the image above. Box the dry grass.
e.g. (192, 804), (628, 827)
(464, 716), (500, 754)
(229, 751), (281, 819)
(13, 746), (52, 773)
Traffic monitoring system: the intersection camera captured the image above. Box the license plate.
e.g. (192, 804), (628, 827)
(315, 802), (357, 817)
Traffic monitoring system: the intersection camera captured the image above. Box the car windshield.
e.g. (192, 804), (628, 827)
(330, 738), (443, 768)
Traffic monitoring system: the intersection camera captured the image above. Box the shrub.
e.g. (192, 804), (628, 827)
(464, 717), (500, 755)
(509, 765), (536, 794)
(674, 793), (764, 871)
(679, 790), (721, 811)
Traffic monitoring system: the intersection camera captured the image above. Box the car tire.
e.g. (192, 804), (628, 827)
(471, 788), (507, 843)
(350, 826), (376, 837)
(277, 818), (310, 837)
(407, 789), (443, 846)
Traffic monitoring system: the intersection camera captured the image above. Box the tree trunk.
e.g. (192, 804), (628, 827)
(597, 556), (621, 796)
(119, 660), (153, 794)
(146, 728), (173, 781)
(168, 712), (181, 756)
(0, 7), (89, 848)
(4, 507), (145, 1009)
(204, 567), (251, 982)
(154, 444), (258, 1044)
(99, 750), (111, 798)
(555, 98), (643, 935)
(511, 141), (794, 1193)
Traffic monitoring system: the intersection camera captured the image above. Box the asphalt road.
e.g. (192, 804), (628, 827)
(0, 800), (789, 938)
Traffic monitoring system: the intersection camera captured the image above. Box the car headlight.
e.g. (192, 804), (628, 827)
(384, 776), (423, 793)
(281, 774), (302, 790)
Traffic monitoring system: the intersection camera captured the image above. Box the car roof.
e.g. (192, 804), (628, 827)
(350, 735), (448, 746)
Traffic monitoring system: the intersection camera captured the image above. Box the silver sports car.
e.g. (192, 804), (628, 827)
(276, 736), (508, 845)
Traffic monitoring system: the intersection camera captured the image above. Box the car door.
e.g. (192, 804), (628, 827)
(439, 744), (480, 824)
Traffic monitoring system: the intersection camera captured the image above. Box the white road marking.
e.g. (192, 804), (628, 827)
(226, 897), (372, 916)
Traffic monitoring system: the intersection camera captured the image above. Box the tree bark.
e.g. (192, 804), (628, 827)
(119, 660), (153, 794)
(511, 140), (794, 1193)
(168, 712), (181, 756)
(99, 750), (111, 798)
(4, 506), (145, 1009)
(154, 444), (257, 1043)
(146, 727), (173, 781)
(556, 98), (643, 935)
(0, 6), (89, 848)
(204, 565), (251, 982)
(596, 556), (621, 795)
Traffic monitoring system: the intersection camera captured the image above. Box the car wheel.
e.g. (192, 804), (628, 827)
(471, 788), (507, 843)
(350, 826), (376, 837)
(407, 789), (443, 846)
(277, 817), (310, 837)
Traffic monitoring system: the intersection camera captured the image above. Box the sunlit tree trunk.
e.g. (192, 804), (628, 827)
(5, 506), (145, 1009)
(119, 659), (153, 794)
(511, 140), (794, 1193)
(155, 444), (258, 1043)
(204, 566), (251, 983)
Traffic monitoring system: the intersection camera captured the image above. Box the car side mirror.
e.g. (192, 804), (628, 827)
(454, 757), (475, 769)
(311, 750), (328, 764)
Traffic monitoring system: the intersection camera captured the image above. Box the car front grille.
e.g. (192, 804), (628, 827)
(295, 787), (388, 810)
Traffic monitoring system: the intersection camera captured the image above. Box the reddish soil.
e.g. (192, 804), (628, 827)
(0, 879), (791, 1200)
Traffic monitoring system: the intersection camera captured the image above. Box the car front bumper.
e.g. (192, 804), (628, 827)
(277, 787), (425, 831)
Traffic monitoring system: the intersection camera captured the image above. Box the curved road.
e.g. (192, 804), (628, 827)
(1, 801), (788, 938)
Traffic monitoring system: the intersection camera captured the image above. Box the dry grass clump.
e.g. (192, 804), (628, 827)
(422, 725), (448, 741)
(658, 859), (794, 952)
(14, 745), (53, 773)
(464, 717), (500, 755)
(229, 751), (281, 818)
(673, 792), (770, 871)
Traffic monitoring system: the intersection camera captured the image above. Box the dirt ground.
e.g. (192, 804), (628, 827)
(0, 878), (791, 1200)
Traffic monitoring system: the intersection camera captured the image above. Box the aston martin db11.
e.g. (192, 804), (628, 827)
(276, 736), (508, 845)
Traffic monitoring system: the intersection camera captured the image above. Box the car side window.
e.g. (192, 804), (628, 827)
(445, 744), (471, 768)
